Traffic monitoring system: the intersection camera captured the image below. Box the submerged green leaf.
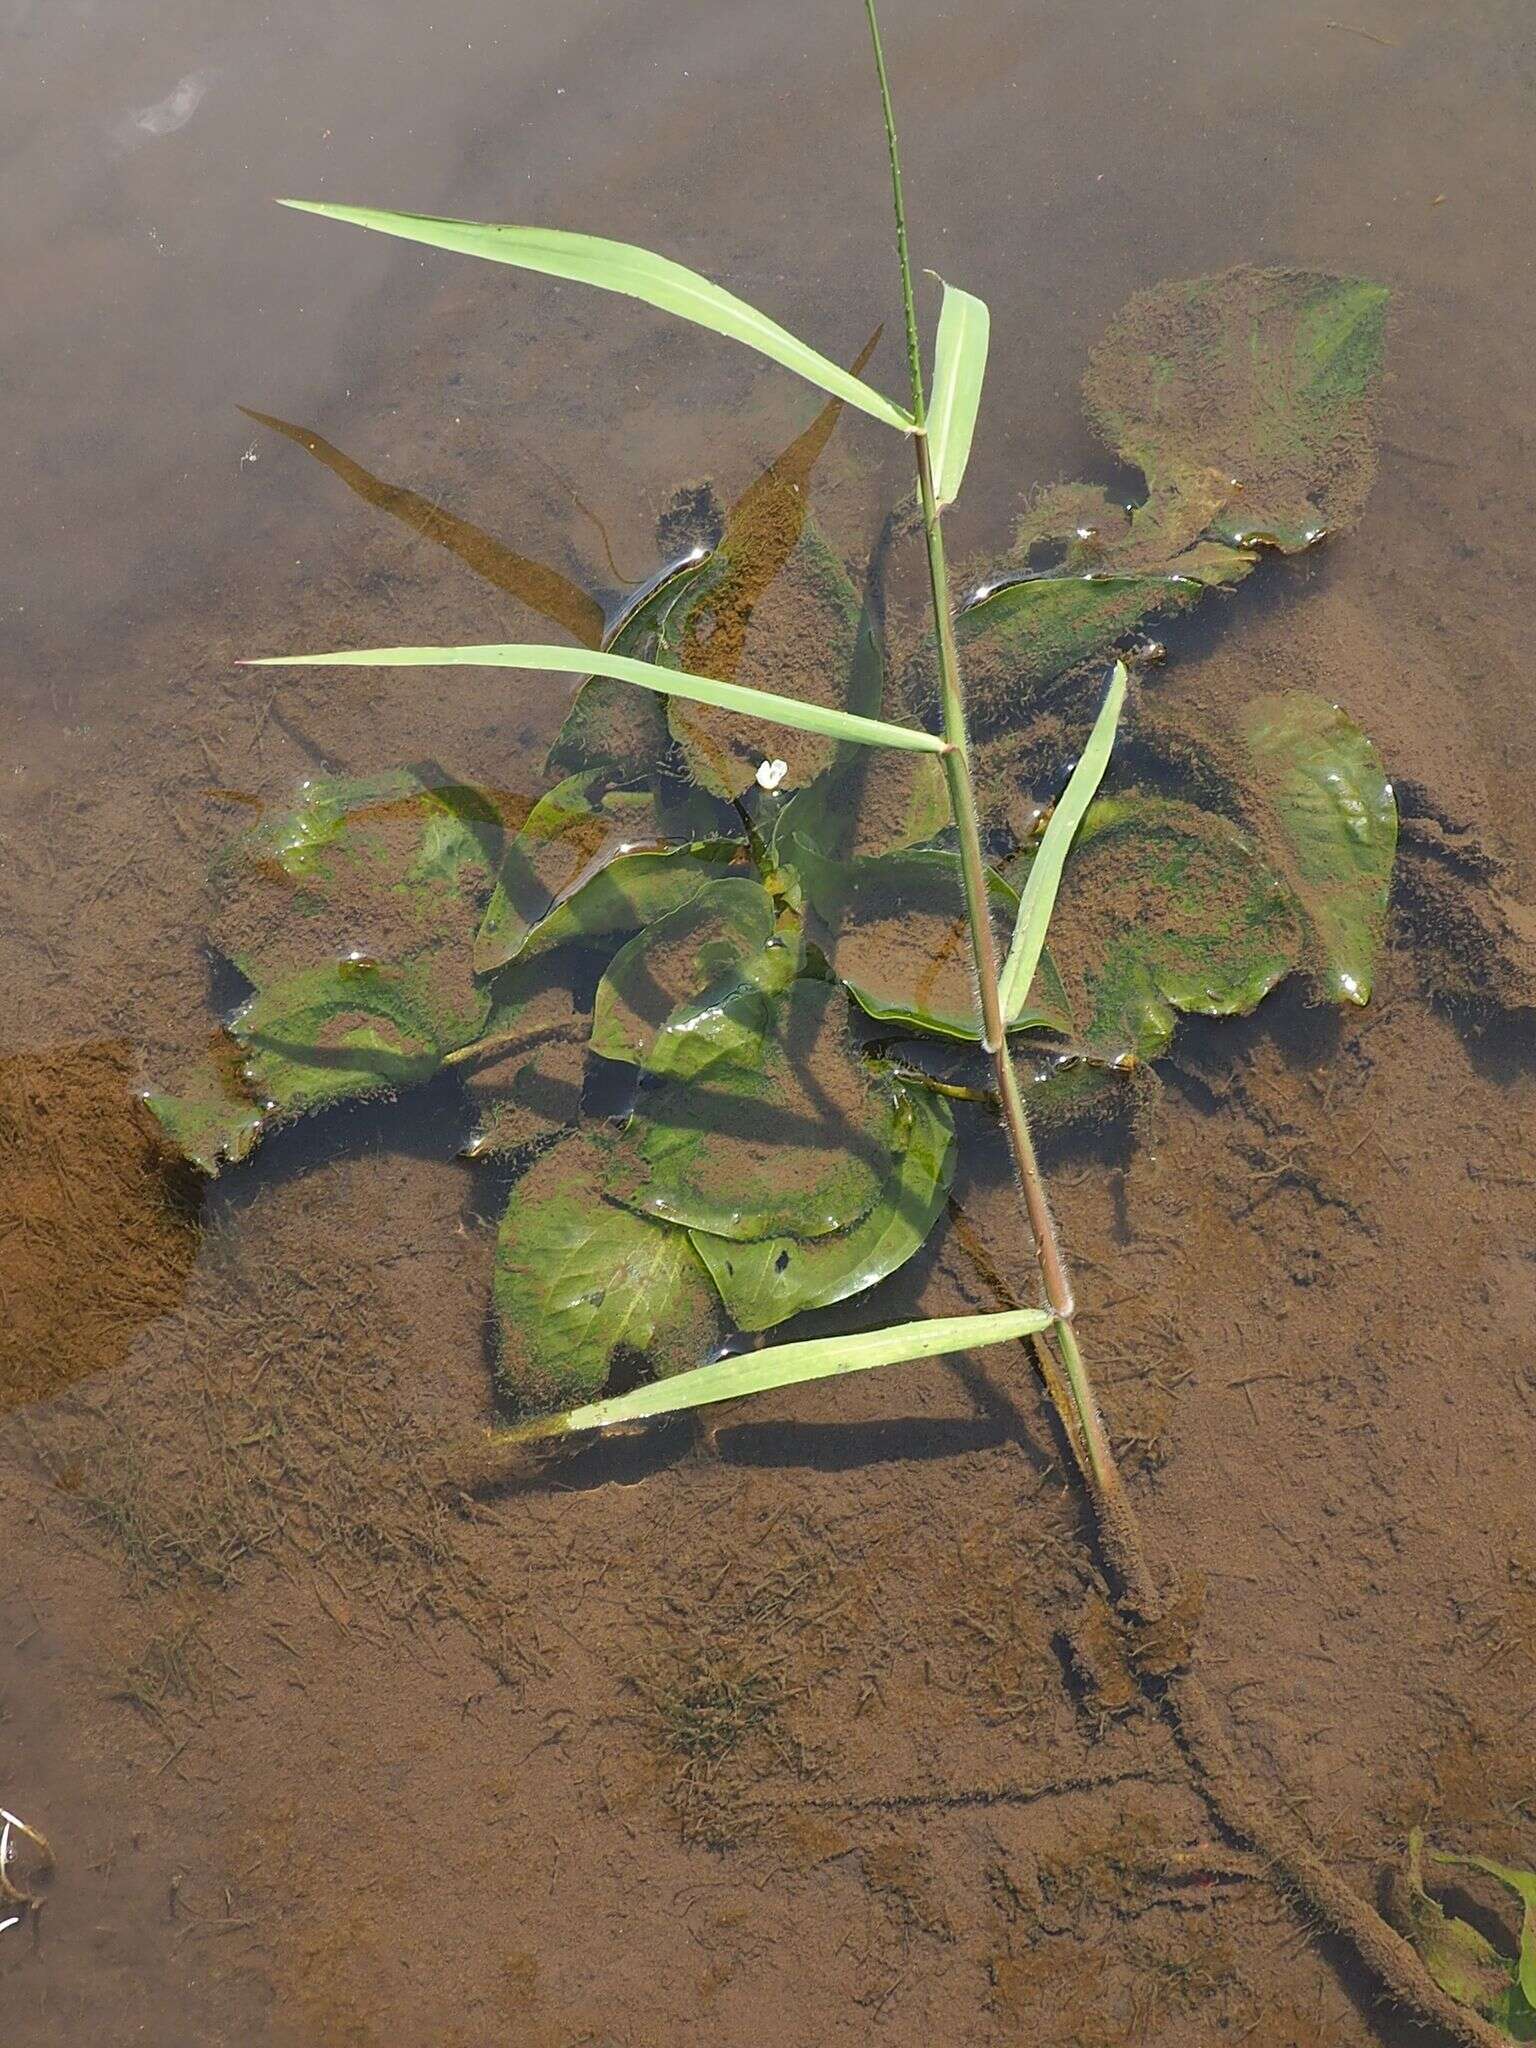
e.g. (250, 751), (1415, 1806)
(692, 1080), (956, 1330)
(1044, 796), (1304, 1061)
(144, 767), (508, 1168)
(1083, 266), (1389, 553)
(474, 769), (736, 973)
(1429, 1850), (1536, 2013)
(234, 957), (489, 1117)
(798, 843), (1070, 1041)
(279, 203), (914, 430)
(493, 1304), (1055, 1441)
(1239, 691), (1397, 1005)
(927, 281), (990, 509)
(590, 879), (777, 1065)
(493, 1133), (719, 1415)
(546, 550), (710, 783)
(665, 517), (866, 799)
(1000, 662), (1126, 1026)
(141, 1042), (266, 1177)
(607, 973), (904, 1242)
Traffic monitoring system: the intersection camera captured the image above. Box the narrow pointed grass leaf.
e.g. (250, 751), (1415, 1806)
(491, 1305), (1054, 1441)
(278, 203), (914, 432)
(927, 281), (990, 508)
(999, 661), (1127, 1026)
(243, 642), (948, 756)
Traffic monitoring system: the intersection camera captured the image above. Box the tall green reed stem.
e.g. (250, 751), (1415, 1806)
(860, 22), (1512, 2039)
(863, 0), (1117, 1491)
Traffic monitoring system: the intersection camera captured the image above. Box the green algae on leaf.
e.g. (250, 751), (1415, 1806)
(1044, 796), (1304, 1060)
(211, 766), (503, 988)
(590, 878), (777, 1065)
(1239, 691), (1397, 1004)
(607, 974), (903, 1242)
(1083, 266), (1388, 553)
(691, 1079), (956, 1330)
(546, 551), (712, 783)
(493, 1132), (718, 1414)
(151, 767), (505, 1166)
(234, 956), (490, 1118)
(141, 1039), (267, 1177)
(474, 768), (741, 972)
(664, 517), (865, 798)
(1391, 1831), (1536, 2040)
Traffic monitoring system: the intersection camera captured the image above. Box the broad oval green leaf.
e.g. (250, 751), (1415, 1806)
(927, 281), (990, 509)
(1083, 267), (1389, 553)
(151, 767), (504, 1168)
(234, 956), (490, 1118)
(606, 974), (903, 1242)
(493, 1304), (1055, 1441)
(243, 642), (949, 760)
(691, 1080), (956, 1330)
(1045, 796), (1305, 1061)
(493, 1133), (719, 1415)
(1238, 691), (1397, 1005)
(1429, 1850), (1536, 2013)
(590, 879), (777, 1065)
(278, 203), (915, 432)
(1000, 662), (1127, 1026)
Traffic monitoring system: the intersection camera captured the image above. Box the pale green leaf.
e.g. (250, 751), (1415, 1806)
(492, 1305), (1054, 1440)
(928, 281), (990, 508)
(494, 1135), (719, 1414)
(1000, 662), (1127, 1025)
(278, 203), (914, 431)
(243, 642), (947, 758)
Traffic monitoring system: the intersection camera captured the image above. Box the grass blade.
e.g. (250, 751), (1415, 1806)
(278, 202), (914, 432)
(490, 1305), (1054, 1441)
(999, 661), (1127, 1025)
(243, 642), (948, 756)
(927, 281), (990, 508)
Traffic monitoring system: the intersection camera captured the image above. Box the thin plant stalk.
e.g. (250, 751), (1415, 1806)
(861, 9), (1505, 2043)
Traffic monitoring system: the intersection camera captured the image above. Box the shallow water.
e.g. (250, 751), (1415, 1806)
(4, 2), (1535, 2042)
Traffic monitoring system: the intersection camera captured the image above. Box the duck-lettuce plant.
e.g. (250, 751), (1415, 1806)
(142, 8), (1517, 2042)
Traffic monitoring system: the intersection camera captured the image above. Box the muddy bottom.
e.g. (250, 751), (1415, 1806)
(4, 0), (1535, 2043)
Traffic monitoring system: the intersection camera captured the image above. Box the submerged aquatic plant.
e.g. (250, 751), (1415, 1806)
(140, 7), (1520, 2043)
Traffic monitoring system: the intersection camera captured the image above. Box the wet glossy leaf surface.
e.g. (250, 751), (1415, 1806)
(1240, 690), (1397, 1004)
(493, 1132), (718, 1414)
(606, 974), (904, 1242)
(1045, 796), (1305, 1060)
(211, 766), (503, 987)
(590, 878), (777, 1065)
(475, 767), (742, 971)
(141, 1041), (266, 1177)
(691, 1079), (955, 1330)
(152, 768), (506, 1164)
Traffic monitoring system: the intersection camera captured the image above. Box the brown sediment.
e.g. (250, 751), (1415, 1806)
(0, 1041), (199, 1412)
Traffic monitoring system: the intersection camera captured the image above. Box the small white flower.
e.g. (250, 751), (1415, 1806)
(755, 758), (788, 792)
